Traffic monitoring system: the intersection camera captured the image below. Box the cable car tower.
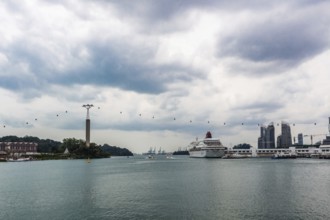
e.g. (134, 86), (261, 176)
(82, 104), (94, 147)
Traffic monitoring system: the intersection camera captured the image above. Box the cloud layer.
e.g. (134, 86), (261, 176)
(0, 0), (330, 152)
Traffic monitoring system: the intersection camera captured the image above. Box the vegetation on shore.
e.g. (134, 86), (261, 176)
(0, 135), (133, 159)
(233, 143), (253, 149)
(172, 150), (189, 155)
(101, 144), (133, 156)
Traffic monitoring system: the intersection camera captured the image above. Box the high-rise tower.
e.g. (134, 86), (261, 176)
(258, 123), (275, 149)
(265, 123), (275, 148)
(297, 133), (303, 145)
(279, 122), (292, 148)
(258, 125), (267, 148)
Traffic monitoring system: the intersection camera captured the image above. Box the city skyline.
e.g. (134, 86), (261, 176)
(0, 1), (330, 153)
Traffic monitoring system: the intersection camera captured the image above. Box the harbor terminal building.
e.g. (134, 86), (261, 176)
(227, 119), (330, 158)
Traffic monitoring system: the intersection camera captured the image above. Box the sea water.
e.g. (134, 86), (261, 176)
(0, 156), (330, 220)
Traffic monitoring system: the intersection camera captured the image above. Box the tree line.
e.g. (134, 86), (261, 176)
(233, 143), (253, 149)
(0, 135), (133, 157)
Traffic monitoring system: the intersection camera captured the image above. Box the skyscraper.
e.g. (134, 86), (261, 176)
(321, 117), (330, 145)
(258, 123), (275, 149)
(277, 122), (292, 148)
(297, 133), (303, 145)
(258, 125), (266, 148)
(277, 135), (282, 148)
(265, 123), (275, 148)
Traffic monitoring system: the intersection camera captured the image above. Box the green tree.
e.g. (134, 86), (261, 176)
(60, 138), (83, 153)
(233, 143), (253, 149)
(60, 139), (110, 158)
(101, 144), (133, 156)
(0, 135), (20, 142)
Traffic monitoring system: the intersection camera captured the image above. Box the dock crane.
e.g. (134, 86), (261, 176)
(303, 134), (326, 145)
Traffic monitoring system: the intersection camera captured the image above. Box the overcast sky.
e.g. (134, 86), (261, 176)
(1, 0), (330, 153)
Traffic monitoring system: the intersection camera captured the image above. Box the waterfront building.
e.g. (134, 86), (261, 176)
(0, 142), (38, 154)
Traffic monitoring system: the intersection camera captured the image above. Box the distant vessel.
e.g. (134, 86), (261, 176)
(223, 152), (251, 159)
(7, 157), (31, 162)
(271, 152), (297, 159)
(188, 131), (226, 158)
(142, 147), (156, 156)
(146, 155), (155, 159)
(166, 154), (175, 159)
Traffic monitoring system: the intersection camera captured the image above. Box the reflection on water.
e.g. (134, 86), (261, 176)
(0, 157), (330, 219)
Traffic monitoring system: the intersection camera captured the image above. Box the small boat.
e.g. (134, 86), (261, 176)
(166, 154), (175, 159)
(146, 155), (155, 159)
(7, 157), (31, 162)
(310, 154), (321, 159)
(271, 152), (296, 159)
(223, 153), (251, 159)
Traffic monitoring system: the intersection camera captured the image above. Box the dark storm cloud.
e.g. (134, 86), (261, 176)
(1, 0), (329, 98)
(54, 41), (200, 94)
(108, 0), (279, 21)
(218, 3), (330, 73)
(106, 0), (328, 26)
(104, 0), (330, 73)
(219, 20), (329, 64)
(0, 37), (199, 98)
(0, 0), (199, 99)
(0, 41), (55, 96)
(101, 0), (287, 36)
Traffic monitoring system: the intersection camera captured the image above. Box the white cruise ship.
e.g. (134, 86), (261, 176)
(188, 131), (226, 158)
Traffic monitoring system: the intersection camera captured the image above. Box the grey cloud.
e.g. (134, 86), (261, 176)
(218, 6), (330, 72)
(235, 102), (284, 112)
(0, 36), (200, 99)
(2, 0), (328, 99)
(72, 0), (293, 36)
(0, 0), (203, 96)
(0, 37), (63, 96)
(108, 0), (284, 21)
(98, 0), (330, 75)
(56, 41), (200, 94)
(92, 117), (213, 135)
(222, 101), (284, 130)
(224, 115), (269, 129)
(220, 23), (328, 63)
(0, 114), (35, 128)
(105, 0), (329, 28)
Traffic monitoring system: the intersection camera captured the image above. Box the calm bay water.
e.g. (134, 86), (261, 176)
(1, 156), (330, 220)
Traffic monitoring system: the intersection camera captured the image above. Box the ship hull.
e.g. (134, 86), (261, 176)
(189, 148), (225, 158)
